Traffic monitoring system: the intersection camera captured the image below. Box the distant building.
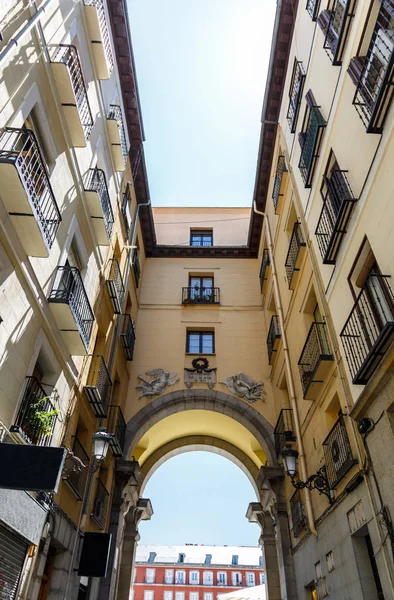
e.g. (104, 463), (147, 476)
(133, 545), (265, 600)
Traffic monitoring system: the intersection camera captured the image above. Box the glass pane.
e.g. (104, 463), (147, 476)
(188, 334), (200, 353)
(202, 333), (213, 353)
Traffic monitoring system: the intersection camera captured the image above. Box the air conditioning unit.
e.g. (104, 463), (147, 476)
(362, 28), (394, 100)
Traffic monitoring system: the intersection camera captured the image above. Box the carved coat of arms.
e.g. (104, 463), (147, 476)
(184, 357), (217, 389)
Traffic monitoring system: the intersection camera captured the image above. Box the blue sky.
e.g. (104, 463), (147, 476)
(128, 0), (277, 207)
(138, 453), (260, 546)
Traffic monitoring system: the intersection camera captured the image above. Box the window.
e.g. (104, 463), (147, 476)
(165, 570), (174, 584)
(203, 572), (213, 585)
(190, 230), (213, 247)
(146, 569), (155, 584)
(24, 106), (52, 168)
(190, 594), (199, 600)
(144, 592), (154, 600)
(176, 593), (185, 600)
(148, 552), (156, 563)
(176, 571), (186, 585)
(186, 331), (215, 354)
(188, 277), (215, 303)
(190, 572), (200, 585)
(204, 594), (213, 600)
(259, 557), (263, 567)
(287, 59), (306, 133)
(164, 593), (173, 600)
(317, 0), (356, 65)
(306, 0), (320, 20)
(178, 553), (186, 563)
(259, 573), (265, 585)
(231, 573), (242, 586)
(205, 555), (212, 565)
(246, 573), (255, 587)
(298, 91), (326, 188)
(217, 573), (227, 586)
(231, 556), (238, 566)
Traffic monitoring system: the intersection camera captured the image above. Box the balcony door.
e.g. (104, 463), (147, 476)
(189, 277), (214, 301)
(364, 265), (394, 335)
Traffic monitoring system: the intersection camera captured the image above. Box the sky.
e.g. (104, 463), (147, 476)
(138, 452), (260, 546)
(128, 0), (277, 207)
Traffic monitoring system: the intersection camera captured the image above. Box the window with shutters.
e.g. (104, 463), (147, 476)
(317, 0), (357, 65)
(231, 572), (242, 586)
(298, 91), (326, 188)
(287, 59), (306, 133)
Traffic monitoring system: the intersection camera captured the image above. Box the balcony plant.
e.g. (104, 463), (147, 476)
(23, 397), (60, 443)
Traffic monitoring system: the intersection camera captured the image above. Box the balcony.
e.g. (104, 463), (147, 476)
(273, 409), (296, 458)
(182, 287), (220, 305)
(272, 155), (287, 213)
(285, 223), (306, 289)
(290, 489), (307, 537)
(107, 105), (128, 171)
(84, 0), (113, 79)
(323, 415), (355, 488)
(10, 377), (57, 446)
(91, 477), (110, 529)
(107, 259), (125, 314)
(306, 0), (319, 20)
(299, 104), (326, 188)
(84, 168), (114, 245)
(340, 274), (394, 384)
(51, 45), (93, 146)
(351, 0), (394, 133)
(0, 128), (61, 257)
(315, 170), (358, 265)
(318, 0), (356, 65)
(48, 265), (94, 355)
(121, 191), (132, 239)
(120, 314), (136, 360)
(267, 315), (281, 364)
(133, 251), (141, 288)
(84, 355), (112, 418)
(107, 405), (126, 457)
(298, 322), (333, 399)
(63, 436), (89, 499)
(259, 248), (270, 291)
(287, 59), (305, 133)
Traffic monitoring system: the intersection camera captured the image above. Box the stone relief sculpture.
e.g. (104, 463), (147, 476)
(136, 368), (180, 399)
(222, 372), (265, 403)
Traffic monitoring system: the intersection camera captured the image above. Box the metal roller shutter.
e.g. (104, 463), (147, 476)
(0, 523), (29, 600)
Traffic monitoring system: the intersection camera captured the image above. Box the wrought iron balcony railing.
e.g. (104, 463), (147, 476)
(298, 322), (333, 399)
(267, 315), (281, 365)
(51, 45), (94, 141)
(120, 314), (136, 360)
(318, 0), (356, 65)
(306, 0), (320, 20)
(351, 0), (394, 133)
(182, 287), (220, 305)
(107, 404), (126, 457)
(0, 128), (61, 255)
(84, 0), (114, 76)
(340, 274), (394, 384)
(108, 105), (128, 165)
(272, 155), (286, 212)
(121, 191), (132, 238)
(48, 265), (95, 353)
(107, 259), (125, 314)
(323, 415), (355, 488)
(84, 355), (112, 418)
(11, 377), (57, 446)
(299, 104), (326, 188)
(290, 489), (307, 537)
(273, 409), (296, 458)
(285, 223), (306, 289)
(259, 248), (270, 290)
(287, 59), (306, 133)
(85, 168), (114, 242)
(315, 170), (358, 265)
(63, 436), (89, 499)
(91, 477), (110, 529)
(133, 251), (141, 288)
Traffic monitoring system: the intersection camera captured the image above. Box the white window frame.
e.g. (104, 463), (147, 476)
(190, 594), (199, 600)
(175, 570), (186, 585)
(164, 592), (173, 600)
(175, 593), (185, 600)
(144, 592), (154, 600)
(203, 572), (213, 585)
(217, 572), (227, 585)
(189, 571), (200, 585)
(145, 568), (156, 584)
(259, 573), (265, 585)
(204, 593), (213, 600)
(165, 569), (174, 584)
(246, 573), (255, 587)
(231, 572), (242, 586)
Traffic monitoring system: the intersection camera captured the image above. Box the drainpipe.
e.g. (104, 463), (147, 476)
(253, 202), (317, 537)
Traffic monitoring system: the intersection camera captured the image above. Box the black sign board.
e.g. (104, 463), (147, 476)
(78, 533), (112, 577)
(0, 444), (66, 492)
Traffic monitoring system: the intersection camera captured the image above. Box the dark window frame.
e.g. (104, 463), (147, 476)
(186, 331), (215, 354)
(190, 230), (213, 247)
(287, 59), (306, 133)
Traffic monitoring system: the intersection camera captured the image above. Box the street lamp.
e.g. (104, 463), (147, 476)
(92, 427), (113, 463)
(280, 445), (334, 503)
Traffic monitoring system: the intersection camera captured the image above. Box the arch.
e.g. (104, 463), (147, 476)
(124, 388), (276, 464)
(139, 435), (260, 497)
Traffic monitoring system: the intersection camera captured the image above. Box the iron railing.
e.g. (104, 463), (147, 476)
(91, 477), (110, 529)
(290, 489), (307, 537)
(0, 128), (61, 250)
(133, 251), (141, 287)
(121, 191), (132, 238)
(352, 0), (394, 133)
(306, 0), (320, 20)
(12, 377), (57, 446)
(323, 415), (355, 488)
(273, 409), (296, 458)
(120, 314), (136, 360)
(182, 287), (220, 304)
(84, 0), (114, 72)
(107, 259), (125, 314)
(299, 105), (326, 188)
(64, 436), (89, 499)
(298, 322), (333, 397)
(52, 45), (94, 139)
(259, 248), (270, 290)
(272, 155), (286, 211)
(267, 315), (281, 364)
(108, 105), (128, 163)
(85, 168), (114, 240)
(48, 265), (94, 351)
(287, 59), (306, 133)
(315, 169), (357, 264)
(84, 355), (112, 417)
(340, 274), (394, 384)
(285, 223), (306, 288)
(318, 0), (356, 65)
(107, 404), (126, 456)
